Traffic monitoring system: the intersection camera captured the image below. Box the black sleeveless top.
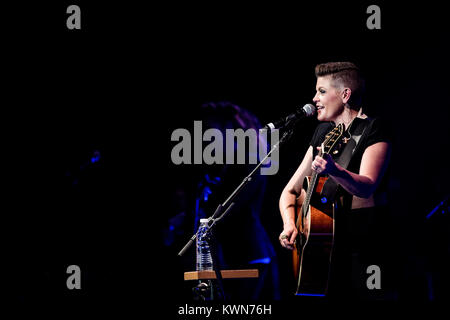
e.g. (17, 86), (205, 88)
(309, 116), (392, 208)
(308, 116), (395, 298)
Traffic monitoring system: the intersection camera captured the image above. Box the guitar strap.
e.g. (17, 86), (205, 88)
(320, 117), (375, 204)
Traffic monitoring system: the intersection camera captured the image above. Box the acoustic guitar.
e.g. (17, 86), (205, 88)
(293, 123), (345, 296)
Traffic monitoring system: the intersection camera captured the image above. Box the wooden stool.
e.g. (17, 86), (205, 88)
(184, 269), (259, 300)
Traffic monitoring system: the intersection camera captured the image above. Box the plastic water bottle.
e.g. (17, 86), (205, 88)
(196, 219), (213, 271)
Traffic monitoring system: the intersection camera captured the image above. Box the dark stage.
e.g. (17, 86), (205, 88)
(3, 1), (449, 315)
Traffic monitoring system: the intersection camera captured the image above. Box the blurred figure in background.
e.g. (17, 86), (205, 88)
(164, 101), (280, 300)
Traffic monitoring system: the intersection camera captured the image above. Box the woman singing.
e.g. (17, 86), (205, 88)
(278, 62), (394, 299)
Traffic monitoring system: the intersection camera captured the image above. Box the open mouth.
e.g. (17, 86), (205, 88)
(317, 106), (325, 111)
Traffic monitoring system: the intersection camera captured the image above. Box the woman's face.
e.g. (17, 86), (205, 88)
(313, 76), (344, 122)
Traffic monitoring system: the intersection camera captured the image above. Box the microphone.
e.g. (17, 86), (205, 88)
(263, 104), (316, 131)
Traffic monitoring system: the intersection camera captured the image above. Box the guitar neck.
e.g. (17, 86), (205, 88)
(300, 149), (326, 219)
(295, 121), (344, 228)
(301, 172), (318, 216)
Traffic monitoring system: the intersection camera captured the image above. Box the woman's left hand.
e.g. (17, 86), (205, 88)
(311, 146), (339, 175)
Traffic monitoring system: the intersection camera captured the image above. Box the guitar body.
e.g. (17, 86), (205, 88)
(293, 176), (335, 296)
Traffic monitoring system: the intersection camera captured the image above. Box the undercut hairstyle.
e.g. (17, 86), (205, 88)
(315, 62), (365, 109)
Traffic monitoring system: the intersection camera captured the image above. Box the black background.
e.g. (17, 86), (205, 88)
(3, 0), (449, 314)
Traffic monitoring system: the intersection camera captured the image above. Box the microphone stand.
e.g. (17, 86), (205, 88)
(178, 121), (298, 300)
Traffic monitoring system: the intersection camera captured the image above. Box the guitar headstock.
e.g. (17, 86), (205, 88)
(321, 123), (345, 156)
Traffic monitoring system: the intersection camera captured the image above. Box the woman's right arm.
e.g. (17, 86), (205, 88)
(278, 146), (313, 249)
